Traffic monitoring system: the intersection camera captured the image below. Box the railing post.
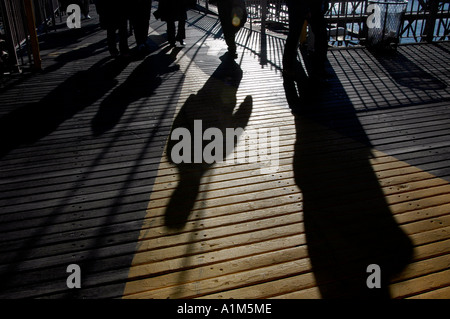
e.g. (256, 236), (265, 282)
(424, 0), (439, 43)
(0, 0), (22, 72)
(261, 0), (267, 30)
(23, 0), (42, 70)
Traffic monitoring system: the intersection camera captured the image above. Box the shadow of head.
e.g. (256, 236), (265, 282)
(164, 56), (253, 229)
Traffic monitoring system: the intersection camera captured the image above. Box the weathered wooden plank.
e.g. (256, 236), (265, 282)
(0, 5), (449, 299)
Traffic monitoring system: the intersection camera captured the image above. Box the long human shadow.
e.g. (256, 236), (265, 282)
(0, 56), (131, 158)
(285, 58), (414, 298)
(165, 54), (253, 229)
(91, 46), (181, 136)
(0, 45), (185, 298)
(42, 38), (109, 74)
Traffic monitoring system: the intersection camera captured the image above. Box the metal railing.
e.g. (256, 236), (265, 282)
(1, 0), (30, 71)
(197, 0), (450, 46)
(0, 0), (59, 73)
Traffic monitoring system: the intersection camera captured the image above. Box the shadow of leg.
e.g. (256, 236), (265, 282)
(164, 165), (205, 229)
(293, 116), (414, 298)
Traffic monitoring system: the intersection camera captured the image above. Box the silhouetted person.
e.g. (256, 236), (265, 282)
(129, 0), (153, 52)
(155, 0), (195, 46)
(283, 0), (329, 79)
(95, 0), (130, 57)
(59, 0), (70, 14)
(79, 0), (91, 19)
(212, 0), (247, 58)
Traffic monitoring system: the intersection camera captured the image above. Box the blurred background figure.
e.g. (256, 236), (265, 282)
(80, 0), (91, 19)
(130, 0), (153, 52)
(155, 0), (196, 47)
(95, 0), (130, 58)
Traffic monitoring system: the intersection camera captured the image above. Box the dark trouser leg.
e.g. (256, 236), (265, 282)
(82, 0), (89, 16)
(176, 19), (186, 41)
(167, 20), (176, 44)
(107, 26), (119, 55)
(308, 4), (329, 73)
(118, 19), (130, 53)
(223, 26), (236, 53)
(136, 11), (151, 46)
(218, 3), (236, 53)
(283, 5), (306, 72)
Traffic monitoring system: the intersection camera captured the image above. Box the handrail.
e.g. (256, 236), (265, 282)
(197, 0), (450, 45)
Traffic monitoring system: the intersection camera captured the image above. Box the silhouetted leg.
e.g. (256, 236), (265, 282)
(118, 19), (130, 54)
(283, 3), (307, 75)
(167, 20), (176, 45)
(133, 5), (151, 47)
(308, 2), (329, 76)
(107, 26), (119, 56)
(218, 2), (237, 56)
(176, 19), (186, 43)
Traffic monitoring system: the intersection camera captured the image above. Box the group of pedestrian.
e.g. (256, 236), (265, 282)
(94, 0), (248, 60)
(94, 0), (152, 58)
(94, 0), (330, 89)
(94, 0), (195, 58)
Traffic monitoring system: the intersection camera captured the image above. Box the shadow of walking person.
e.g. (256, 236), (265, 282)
(0, 56), (130, 159)
(287, 64), (414, 298)
(91, 46), (181, 136)
(165, 54), (253, 229)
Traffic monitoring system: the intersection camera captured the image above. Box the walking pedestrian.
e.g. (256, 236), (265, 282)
(129, 0), (153, 52)
(155, 0), (195, 47)
(283, 0), (329, 79)
(80, 0), (91, 19)
(211, 0), (247, 59)
(95, 0), (130, 58)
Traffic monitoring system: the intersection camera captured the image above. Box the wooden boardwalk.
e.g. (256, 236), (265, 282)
(0, 5), (449, 299)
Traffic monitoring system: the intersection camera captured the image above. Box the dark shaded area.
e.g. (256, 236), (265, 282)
(0, 29), (184, 297)
(42, 38), (109, 73)
(0, 56), (130, 158)
(284, 55), (414, 298)
(372, 49), (447, 91)
(165, 54), (253, 228)
(37, 23), (104, 52)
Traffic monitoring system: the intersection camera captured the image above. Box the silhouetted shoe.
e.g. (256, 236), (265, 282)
(178, 40), (186, 46)
(220, 51), (238, 61)
(227, 50), (238, 59)
(169, 41), (176, 47)
(120, 51), (131, 59)
(109, 48), (120, 58)
(138, 43), (151, 54)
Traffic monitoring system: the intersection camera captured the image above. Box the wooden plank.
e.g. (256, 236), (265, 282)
(408, 285), (450, 299)
(391, 269), (450, 298)
(0, 6), (450, 299)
